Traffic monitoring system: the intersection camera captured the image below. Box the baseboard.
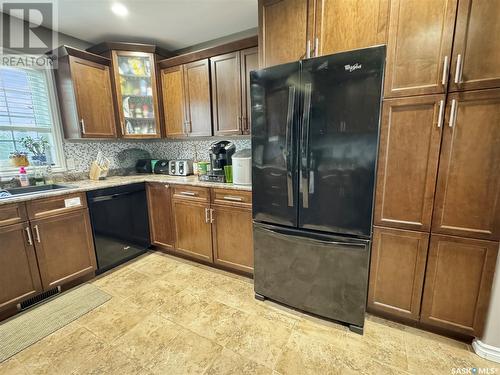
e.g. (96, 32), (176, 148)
(472, 339), (500, 364)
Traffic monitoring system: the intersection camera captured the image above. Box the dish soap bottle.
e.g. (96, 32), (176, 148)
(19, 167), (29, 187)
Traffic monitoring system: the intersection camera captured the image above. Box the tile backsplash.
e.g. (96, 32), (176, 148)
(64, 137), (251, 173)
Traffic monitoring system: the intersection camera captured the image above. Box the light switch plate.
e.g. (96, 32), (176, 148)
(66, 157), (75, 170)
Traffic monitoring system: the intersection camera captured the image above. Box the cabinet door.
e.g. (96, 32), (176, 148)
(450, 0), (500, 91)
(212, 204), (253, 274)
(367, 227), (429, 321)
(315, 0), (389, 56)
(161, 65), (187, 138)
(374, 95), (444, 231)
(432, 89), (500, 240)
(146, 183), (175, 249)
(240, 47), (259, 135)
(421, 234), (498, 336)
(69, 56), (117, 138)
(211, 52), (242, 136)
(184, 59), (212, 137)
(172, 200), (212, 262)
(112, 51), (161, 138)
(384, 0), (458, 97)
(0, 223), (42, 311)
(32, 209), (97, 290)
(259, 0), (313, 67)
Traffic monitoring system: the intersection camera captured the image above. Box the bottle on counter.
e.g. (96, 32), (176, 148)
(19, 167), (29, 187)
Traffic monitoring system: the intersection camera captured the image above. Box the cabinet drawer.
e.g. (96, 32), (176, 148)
(172, 185), (210, 202)
(0, 203), (27, 227)
(211, 188), (252, 207)
(27, 193), (87, 219)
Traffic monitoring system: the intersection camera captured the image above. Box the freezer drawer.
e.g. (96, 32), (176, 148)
(253, 222), (370, 328)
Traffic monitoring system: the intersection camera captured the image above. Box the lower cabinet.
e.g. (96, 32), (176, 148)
(212, 203), (253, 273)
(367, 226), (429, 320)
(0, 222), (43, 311)
(164, 184), (254, 274)
(421, 234), (499, 336)
(147, 183), (175, 249)
(31, 209), (96, 290)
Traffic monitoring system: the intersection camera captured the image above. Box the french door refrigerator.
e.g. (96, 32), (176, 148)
(251, 46), (385, 333)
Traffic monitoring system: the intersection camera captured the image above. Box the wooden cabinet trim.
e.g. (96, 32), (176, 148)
(172, 185), (210, 203)
(26, 193), (87, 220)
(211, 188), (252, 208)
(374, 95), (444, 231)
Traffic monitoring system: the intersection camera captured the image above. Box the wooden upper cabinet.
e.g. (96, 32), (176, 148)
(211, 52), (242, 136)
(0, 223), (43, 312)
(32, 209), (96, 290)
(259, 0), (313, 67)
(315, 0), (389, 56)
(111, 51), (162, 138)
(184, 59), (212, 137)
(161, 65), (187, 138)
(368, 226), (429, 321)
(449, 0), (500, 91)
(240, 47), (259, 135)
(374, 95), (444, 231)
(421, 234), (498, 337)
(69, 57), (117, 138)
(384, 0), (458, 97)
(146, 183), (175, 249)
(432, 89), (500, 240)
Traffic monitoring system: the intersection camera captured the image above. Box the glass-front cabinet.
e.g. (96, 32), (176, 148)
(111, 51), (161, 138)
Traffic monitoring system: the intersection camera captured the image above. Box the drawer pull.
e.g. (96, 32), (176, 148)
(205, 207), (210, 223)
(180, 191), (196, 196)
(164, 184), (170, 189)
(223, 196), (243, 202)
(33, 225), (41, 243)
(25, 227), (33, 245)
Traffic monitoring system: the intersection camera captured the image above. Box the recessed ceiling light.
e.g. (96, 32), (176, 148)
(111, 3), (128, 17)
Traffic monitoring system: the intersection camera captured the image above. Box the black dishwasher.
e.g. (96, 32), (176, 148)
(87, 183), (150, 274)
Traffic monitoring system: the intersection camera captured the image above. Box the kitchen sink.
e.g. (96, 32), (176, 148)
(0, 184), (74, 199)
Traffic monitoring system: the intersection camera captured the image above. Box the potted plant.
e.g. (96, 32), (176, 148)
(18, 136), (49, 164)
(9, 151), (29, 167)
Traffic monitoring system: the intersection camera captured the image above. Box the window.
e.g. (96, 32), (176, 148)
(0, 66), (65, 172)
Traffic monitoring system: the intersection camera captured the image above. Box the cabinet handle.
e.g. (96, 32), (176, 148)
(188, 121), (192, 133)
(449, 99), (458, 128)
(210, 208), (214, 223)
(33, 225), (41, 243)
(164, 184), (170, 189)
(242, 116), (248, 132)
(25, 227), (33, 245)
(454, 54), (463, 84)
(80, 119), (86, 134)
(180, 191), (196, 196)
(441, 56), (449, 86)
(314, 37), (319, 57)
(437, 99), (445, 128)
(223, 195), (243, 202)
(205, 207), (209, 223)
(306, 40), (311, 59)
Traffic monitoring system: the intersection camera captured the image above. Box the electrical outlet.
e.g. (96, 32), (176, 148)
(66, 157), (76, 170)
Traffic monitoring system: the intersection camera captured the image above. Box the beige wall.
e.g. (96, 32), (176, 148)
(481, 244), (500, 346)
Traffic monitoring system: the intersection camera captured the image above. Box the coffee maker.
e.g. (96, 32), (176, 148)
(199, 141), (236, 182)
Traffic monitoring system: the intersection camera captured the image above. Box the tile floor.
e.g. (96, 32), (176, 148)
(1, 251), (498, 374)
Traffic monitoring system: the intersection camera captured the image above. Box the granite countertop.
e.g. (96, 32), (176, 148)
(0, 174), (252, 205)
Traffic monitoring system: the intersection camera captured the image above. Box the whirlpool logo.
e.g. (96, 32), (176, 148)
(344, 63), (362, 72)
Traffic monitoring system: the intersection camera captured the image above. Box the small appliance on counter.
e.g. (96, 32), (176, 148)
(135, 159), (152, 173)
(199, 140), (236, 183)
(153, 159), (170, 174)
(232, 149), (252, 186)
(168, 160), (193, 176)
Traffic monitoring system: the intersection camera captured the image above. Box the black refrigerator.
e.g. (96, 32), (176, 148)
(251, 46), (385, 333)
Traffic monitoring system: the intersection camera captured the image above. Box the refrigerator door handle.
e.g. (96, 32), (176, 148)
(257, 225), (367, 249)
(300, 83), (312, 208)
(285, 86), (296, 207)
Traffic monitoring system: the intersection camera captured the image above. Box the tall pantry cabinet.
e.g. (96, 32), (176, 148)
(258, 0), (500, 338)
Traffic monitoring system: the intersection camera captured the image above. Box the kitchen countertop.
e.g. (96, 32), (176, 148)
(0, 174), (252, 205)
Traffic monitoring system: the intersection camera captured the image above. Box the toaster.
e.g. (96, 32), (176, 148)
(153, 160), (169, 174)
(168, 160), (193, 176)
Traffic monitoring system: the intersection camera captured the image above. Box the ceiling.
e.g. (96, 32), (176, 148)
(40, 0), (258, 51)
